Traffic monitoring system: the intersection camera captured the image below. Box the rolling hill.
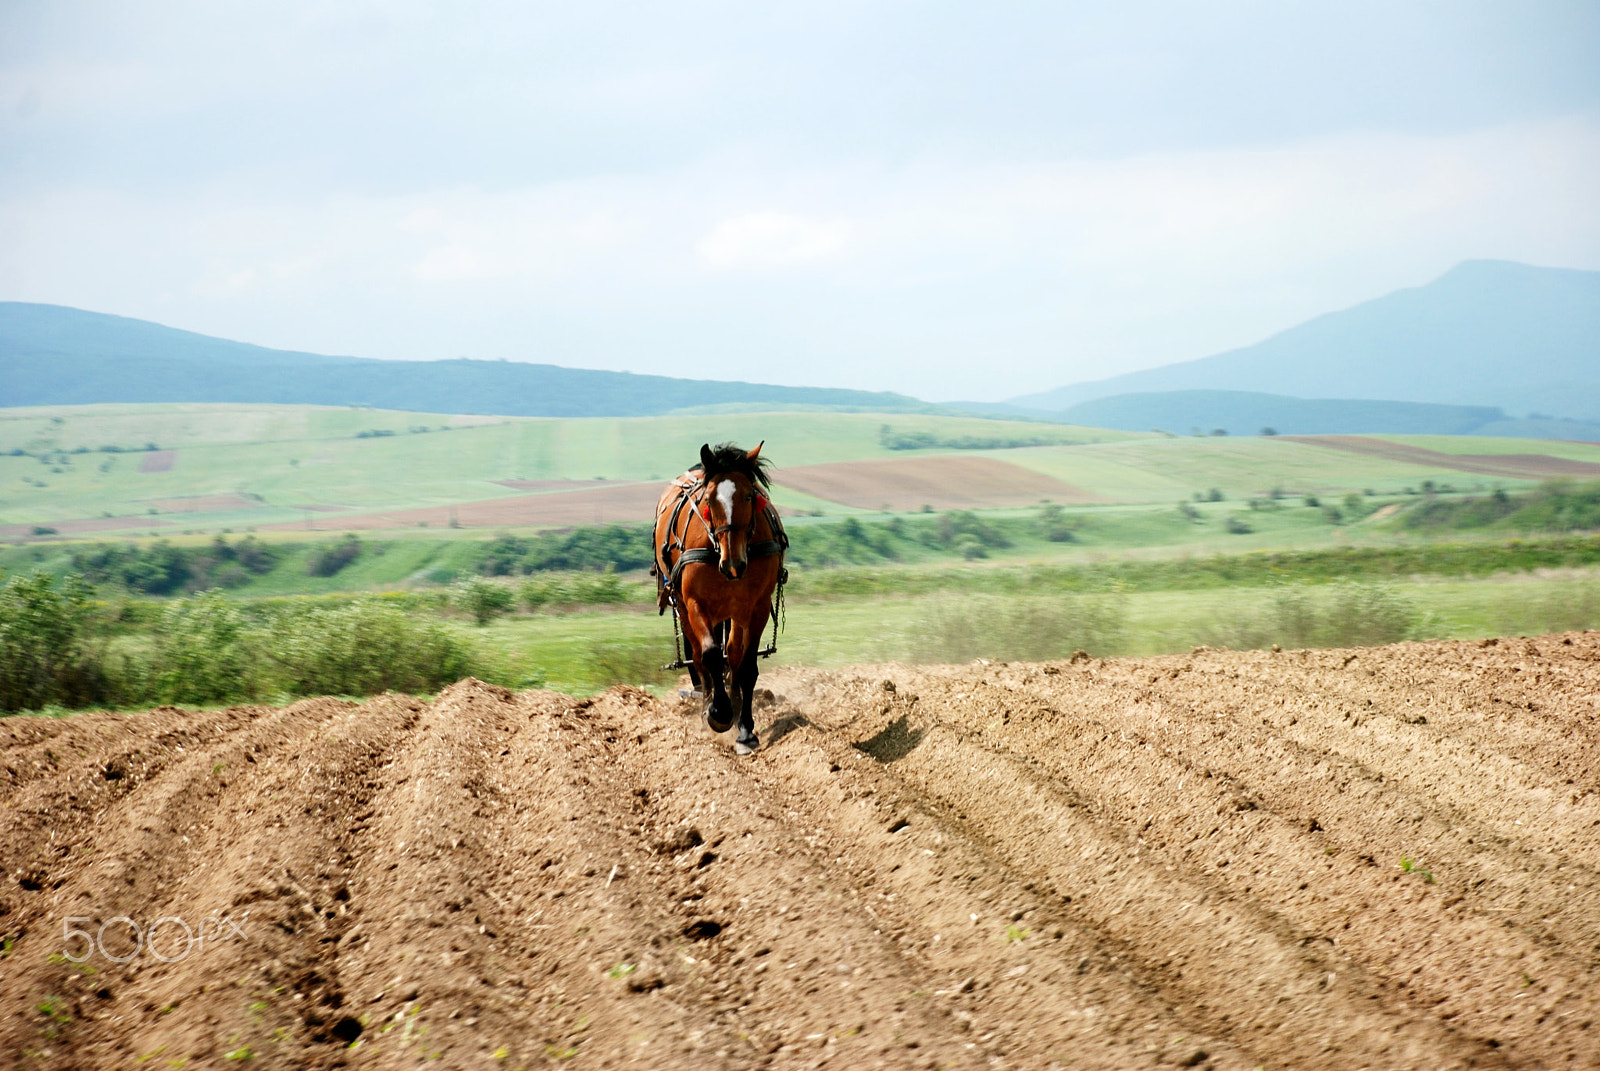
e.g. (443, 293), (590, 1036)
(0, 303), (928, 418)
(1012, 260), (1600, 423)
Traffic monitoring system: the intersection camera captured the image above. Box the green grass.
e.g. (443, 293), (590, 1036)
(460, 566), (1600, 691)
(4, 405), (1580, 543)
(0, 404), (1142, 529)
(1002, 436), (1548, 504)
(1384, 435), (1600, 462)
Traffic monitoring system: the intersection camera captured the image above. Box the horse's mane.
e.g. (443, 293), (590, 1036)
(694, 442), (772, 489)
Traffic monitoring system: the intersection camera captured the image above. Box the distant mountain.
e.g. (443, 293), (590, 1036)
(0, 303), (929, 417)
(1051, 389), (1600, 439)
(1013, 261), (1600, 423)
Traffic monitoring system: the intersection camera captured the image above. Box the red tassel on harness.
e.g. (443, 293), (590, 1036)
(700, 500), (712, 521)
(754, 494), (769, 514)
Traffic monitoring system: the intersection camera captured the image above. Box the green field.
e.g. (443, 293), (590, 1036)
(0, 403), (1146, 532)
(6, 403), (1591, 539)
(4, 403), (1599, 714)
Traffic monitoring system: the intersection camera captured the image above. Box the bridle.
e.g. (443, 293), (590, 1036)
(696, 479), (769, 541)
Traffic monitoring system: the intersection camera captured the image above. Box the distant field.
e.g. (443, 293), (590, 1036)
(1283, 435), (1600, 478)
(998, 435), (1553, 502)
(0, 402), (1580, 541)
(0, 403), (1138, 535)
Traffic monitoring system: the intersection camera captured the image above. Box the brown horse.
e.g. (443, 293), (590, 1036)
(653, 442), (787, 754)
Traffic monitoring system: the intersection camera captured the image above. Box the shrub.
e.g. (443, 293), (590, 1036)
(935, 511), (1010, 550)
(520, 570), (635, 612)
(455, 575), (515, 625)
(1224, 514), (1253, 534)
(1206, 583), (1417, 652)
(71, 535), (278, 595)
(0, 572), (107, 713)
(910, 592), (1127, 663)
(148, 591), (255, 705)
(261, 600), (474, 696)
(1038, 504), (1077, 542)
(306, 534), (363, 577)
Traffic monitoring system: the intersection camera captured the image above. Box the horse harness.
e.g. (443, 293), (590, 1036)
(653, 470), (789, 670)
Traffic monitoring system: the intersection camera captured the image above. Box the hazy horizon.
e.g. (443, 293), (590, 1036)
(2, 2), (1597, 401)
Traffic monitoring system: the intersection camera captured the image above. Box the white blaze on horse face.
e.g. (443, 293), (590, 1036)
(716, 478), (738, 531)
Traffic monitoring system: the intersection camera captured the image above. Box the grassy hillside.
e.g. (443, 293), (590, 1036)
(0, 404), (1142, 532)
(2, 402), (1595, 561)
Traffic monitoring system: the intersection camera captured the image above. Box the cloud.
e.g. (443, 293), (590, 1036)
(0, 116), (1596, 398)
(697, 212), (851, 271)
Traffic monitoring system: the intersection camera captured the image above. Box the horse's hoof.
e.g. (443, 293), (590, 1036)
(706, 705), (735, 734)
(733, 739), (757, 756)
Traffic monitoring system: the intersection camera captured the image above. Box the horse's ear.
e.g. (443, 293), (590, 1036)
(699, 443), (716, 474)
(746, 441), (764, 462)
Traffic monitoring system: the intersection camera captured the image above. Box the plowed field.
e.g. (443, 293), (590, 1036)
(772, 457), (1103, 510)
(3, 634), (1597, 1069)
(1282, 437), (1600, 479)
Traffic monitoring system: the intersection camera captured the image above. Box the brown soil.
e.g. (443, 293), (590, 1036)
(259, 484), (664, 532)
(773, 457), (1104, 511)
(2, 634), (1597, 1069)
(1284, 436), (1600, 479)
(137, 452), (176, 474)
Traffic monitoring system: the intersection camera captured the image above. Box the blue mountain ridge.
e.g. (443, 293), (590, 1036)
(1010, 261), (1600, 424)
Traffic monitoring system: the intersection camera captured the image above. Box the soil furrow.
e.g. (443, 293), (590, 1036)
(3, 630), (1597, 1069)
(784, 671), (1502, 1070)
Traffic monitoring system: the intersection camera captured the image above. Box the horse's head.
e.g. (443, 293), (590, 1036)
(698, 441), (770, 581)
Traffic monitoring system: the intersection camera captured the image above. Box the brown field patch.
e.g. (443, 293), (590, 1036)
(773, 455), (1104, 510)
(261, 482), (664, 532)
(143, 494), (261, 513)
(3, 633), (1597, 1068)
(136, 450), (175, 473)
(1285, 435), (1600, 479)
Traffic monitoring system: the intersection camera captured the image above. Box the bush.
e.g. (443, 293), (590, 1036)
(909, 592), (1127, 663)
(936, 511), (1010, 550)
(455, 575), (515, 625)
(1207, 583), (1417, 652)
(147, 591), (255, 705)
(473, 525), (654, 575)
(262, 600), (474, 696)
(306, 534), (363, 577)
(0, 572), (107, 713)
(70, 535), (278, 594)
(1224, 514), (1253, 534)
(1038, 504), (1078, 542)
(520, 570), (636, 612)
(1401, 480), (1600, 533)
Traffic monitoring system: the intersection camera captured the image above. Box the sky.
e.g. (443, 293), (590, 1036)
(1, 2), (1597, 402)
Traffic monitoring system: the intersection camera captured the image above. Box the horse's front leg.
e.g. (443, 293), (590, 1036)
(726, 609), (768, 755)
(684, 602), (735, 733)
(731, 639), (761, 754)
